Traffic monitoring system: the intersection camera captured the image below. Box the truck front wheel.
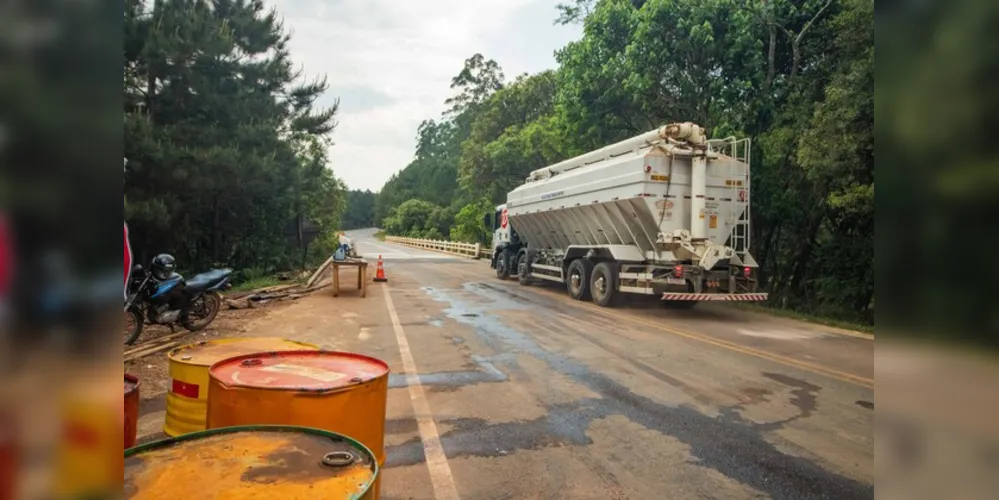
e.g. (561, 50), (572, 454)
(496, 249), (514, 280)
(590, 262), (619, 307)
(517, 253), (531, 286)
(566, 259), (593, 300)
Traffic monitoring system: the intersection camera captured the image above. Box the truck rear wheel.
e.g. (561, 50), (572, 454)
(566, 259), (592, 300)
(590, 262), (618, 307)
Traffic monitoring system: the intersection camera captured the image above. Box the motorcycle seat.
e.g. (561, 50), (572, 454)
(185, 269), (232, 293)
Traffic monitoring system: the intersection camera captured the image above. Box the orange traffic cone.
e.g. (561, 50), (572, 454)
(373, 255), (388, 282)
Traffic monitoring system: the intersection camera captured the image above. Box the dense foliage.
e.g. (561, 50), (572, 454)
(377, 0), (873, 325)
(342, 190), (377, 229)
(124, 0), (346, 274)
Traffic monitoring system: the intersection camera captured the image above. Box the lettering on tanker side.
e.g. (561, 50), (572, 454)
(540, 190), (565, 201)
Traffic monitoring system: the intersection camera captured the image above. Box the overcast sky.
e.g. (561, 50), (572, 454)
(266, 0), (582, 192)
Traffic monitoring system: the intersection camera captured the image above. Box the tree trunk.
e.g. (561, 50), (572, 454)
(789, 0), (833, 83)
(765, 25), (776, 90)
(790, 42), (801, 82)
(788, 209), (825, 296)
(212, 196), (221, 264)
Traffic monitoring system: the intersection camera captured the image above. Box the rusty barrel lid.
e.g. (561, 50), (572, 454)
(125, 425), (377, 499)
(125, 374), (139, 397)
(168, 337), (318, 367)
(209, 350), (389, 392)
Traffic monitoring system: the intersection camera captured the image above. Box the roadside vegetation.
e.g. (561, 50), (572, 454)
(124, 0), (346, 278)
(371, 0), (873, 327)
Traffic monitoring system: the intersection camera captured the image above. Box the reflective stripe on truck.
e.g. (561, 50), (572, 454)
(661, 293), (768, 301)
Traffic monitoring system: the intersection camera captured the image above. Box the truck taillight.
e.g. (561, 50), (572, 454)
(673, 265), (683, 277)
(743, 266), (752, 277)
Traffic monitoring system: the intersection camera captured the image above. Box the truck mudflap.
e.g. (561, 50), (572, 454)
(661, 293), (768, 301)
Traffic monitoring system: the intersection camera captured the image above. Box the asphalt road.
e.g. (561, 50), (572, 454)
(338, 228), (874, 500)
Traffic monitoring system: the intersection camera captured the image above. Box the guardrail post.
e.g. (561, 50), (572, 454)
(473, 243), (481, 259)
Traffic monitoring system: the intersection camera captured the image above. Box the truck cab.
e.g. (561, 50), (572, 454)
(486, 204), (520, 278)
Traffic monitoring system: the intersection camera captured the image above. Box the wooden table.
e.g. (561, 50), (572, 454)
(331, 258), (368, 298)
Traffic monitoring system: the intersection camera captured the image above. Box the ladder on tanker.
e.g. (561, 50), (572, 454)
(709, 137), (752, 261)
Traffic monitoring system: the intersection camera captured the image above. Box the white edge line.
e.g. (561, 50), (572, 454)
(383, 284), (460, 500)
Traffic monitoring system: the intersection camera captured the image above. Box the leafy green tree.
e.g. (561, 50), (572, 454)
(376, 54), (504, 224)
(342, 189), (377, 229)
(450, 199), (494, 244)
(124, 0), (344, 272)
(459, 71), (564, 203)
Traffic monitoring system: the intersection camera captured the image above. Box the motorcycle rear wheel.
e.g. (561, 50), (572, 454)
(182, 291), (222, 332)
(123, 308), (143, 345)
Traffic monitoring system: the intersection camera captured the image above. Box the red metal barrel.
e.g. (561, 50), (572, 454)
(124, 374), (140, 449)
(0, 414), (17, 500)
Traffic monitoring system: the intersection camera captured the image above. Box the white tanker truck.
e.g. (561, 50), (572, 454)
(487, 122), (767, 307)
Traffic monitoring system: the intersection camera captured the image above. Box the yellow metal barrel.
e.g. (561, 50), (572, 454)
(125, 425), (378, 499)
(207, 350), (389, 497)
(164, 337), (318, 436)
(55, 374), (123, 498)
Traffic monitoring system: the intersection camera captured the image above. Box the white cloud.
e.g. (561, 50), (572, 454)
(266, 0), (581, 191)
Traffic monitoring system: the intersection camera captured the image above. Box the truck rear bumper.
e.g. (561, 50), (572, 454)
(661, 293), (768, 301)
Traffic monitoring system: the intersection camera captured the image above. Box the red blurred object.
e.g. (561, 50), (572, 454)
(124, 375), (140, 449)
(0, 214), (13, 299)
(743, 266), (752, 277)
(0, 415), (17, 500)
(673, 265), (683, 278)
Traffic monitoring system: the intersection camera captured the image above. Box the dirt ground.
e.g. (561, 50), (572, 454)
(124, 269), (374, 443)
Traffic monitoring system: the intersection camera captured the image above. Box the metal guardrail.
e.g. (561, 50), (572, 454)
(385, 236), (487, 260)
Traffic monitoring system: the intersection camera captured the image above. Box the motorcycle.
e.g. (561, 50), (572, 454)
(123, 259), (232, 345)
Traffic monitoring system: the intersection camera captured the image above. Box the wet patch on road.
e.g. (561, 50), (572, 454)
(418, 284), (873, 499)
(763, 372), (821, 418)
(388, 355), (507, 392)
(385, 418), (420, 436)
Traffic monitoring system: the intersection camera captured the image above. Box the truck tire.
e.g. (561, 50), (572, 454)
(516, 253), (531, 286)
(566, 259), (593, 300)
(496, 249), (514, 280)
(590, 262), (618, 307)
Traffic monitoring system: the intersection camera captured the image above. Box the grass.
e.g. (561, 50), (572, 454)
(374, 230), (386, 241)
(730, 302), (873, 334)
(229, 275), (283, 293)
(730, 302), (874, 335)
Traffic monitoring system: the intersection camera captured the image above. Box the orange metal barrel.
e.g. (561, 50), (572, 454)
(164, 337), (318, 436)
(207, 351), (389, 497)
(124, 374), (140, 449)
(125, 425), (378, 499)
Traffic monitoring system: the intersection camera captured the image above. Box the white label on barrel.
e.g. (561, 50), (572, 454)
(258, 363), (347, 383)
